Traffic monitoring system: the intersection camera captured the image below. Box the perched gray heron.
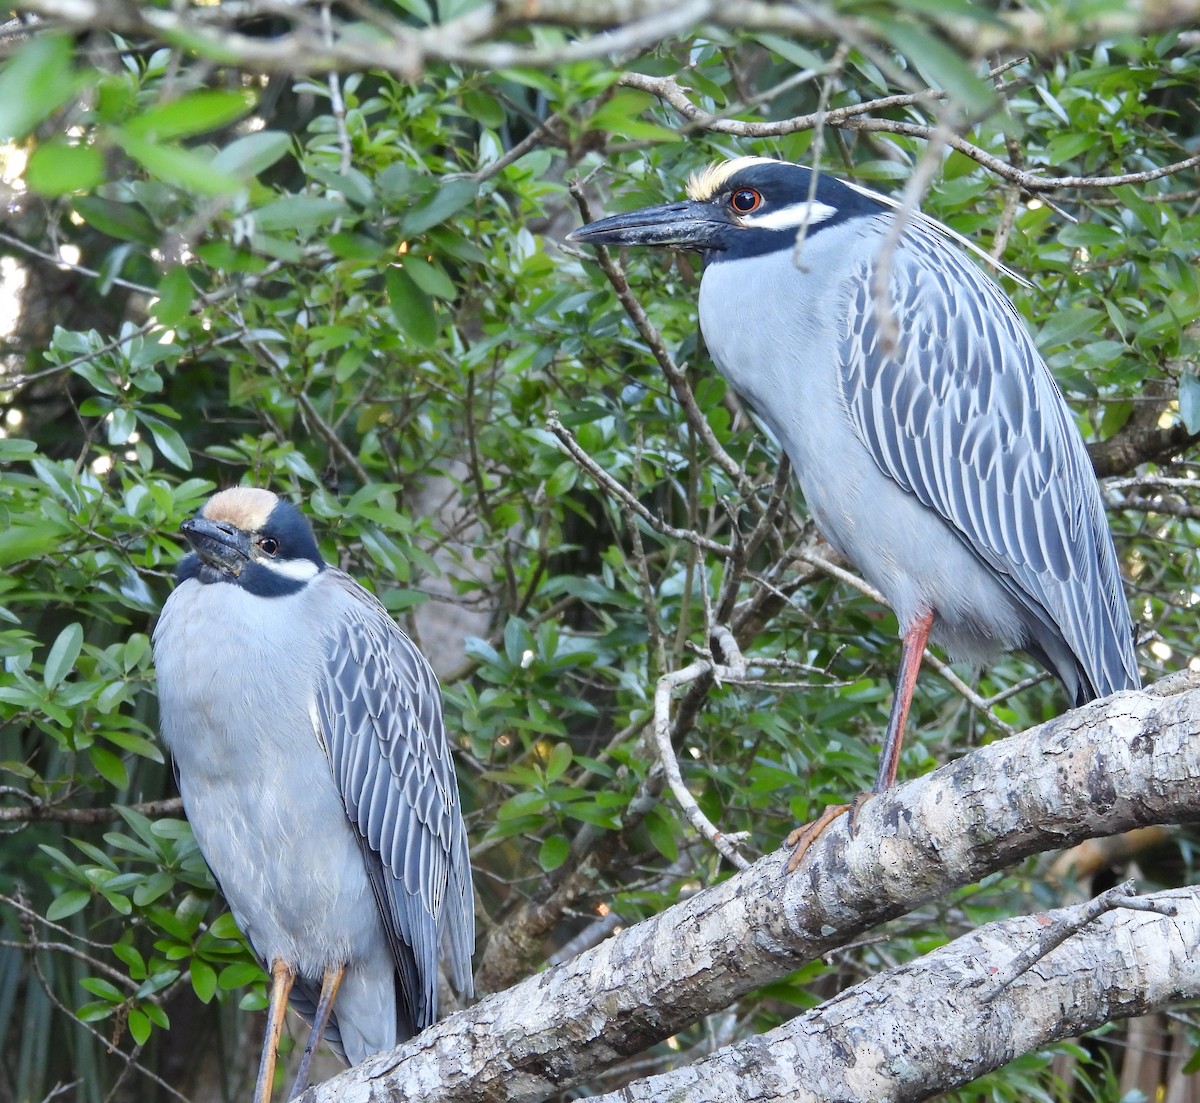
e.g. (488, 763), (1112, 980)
(153, 487), (474, 1100)
(569, 157), (1140, 862)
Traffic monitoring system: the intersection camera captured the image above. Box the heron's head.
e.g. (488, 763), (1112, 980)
(178, 488), (325, 596)
(566, 157), (888, 265)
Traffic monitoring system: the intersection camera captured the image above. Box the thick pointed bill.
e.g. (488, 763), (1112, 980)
(181, 517), (251, 576)
(567, 200), (725, 251)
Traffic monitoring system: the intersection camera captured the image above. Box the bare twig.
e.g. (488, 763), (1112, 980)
(618, 72), (1200, 195)
(14, 0), (1200, 77)
(0, 796), (183, 824)
(654, 659), (752, 869)
(546, 413), (732, 558)
(321, 2), (353, 174)
(983, 879), (1179, 999)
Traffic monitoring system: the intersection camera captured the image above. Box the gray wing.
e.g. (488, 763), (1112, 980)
(838, 222), (1139, 700)
(316, 572), (474, 1033)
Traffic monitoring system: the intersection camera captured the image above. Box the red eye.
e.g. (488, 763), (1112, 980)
(730, 188), (762, 214)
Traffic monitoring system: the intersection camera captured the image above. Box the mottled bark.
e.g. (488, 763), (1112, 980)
(304, 675), (1200, 1103)
(590, 886), (1200, 1103)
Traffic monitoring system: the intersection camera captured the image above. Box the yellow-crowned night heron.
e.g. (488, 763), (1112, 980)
(568, 157), (1140, 861)
(152, 488), (474, 1100)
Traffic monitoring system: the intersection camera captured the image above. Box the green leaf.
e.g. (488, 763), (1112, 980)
(0, 436), (36, 459)
(143, 419), (192, 470)
(537, 834), (570, 871)
(401, 178), (478, 236)
(645, 807), (679, 861)
(496, 790), (548, 821)
(152, 266), (194, 327)
(544, 741), (573, 782)
(327, 232), (386, 261)
(386, 267), (437, 346)
(72, 197), (160, 246)
(403, 255), (458, 301)
(1037, 308), (1104, 350)
(80, 977), (126, 1003)
(252, 195), (346, 233)
(44, 623), (83, 689)
(132, 872), (174, 906)
(127, 1008), (153, 1046)
(881, 21), (995, 116)
(389, 0), (433, 19)
(0, 523), (62, 568)
(46, 889), (91, 922)
(116, 131), (242, 196)
(25, 141), (105, 196)
(208, 912), (244, 941)
(112, 941), (147, 978)
(754, 35), (825, 72)
(125, 89), (255, 141)
(190, 960), (217, 1003)
(0, 34), (77, 140)
(219, 962), (264, 990)
(463, 90), (506, 129)
(76, 1001), (114, 1023)
(210, 130), (292, 177)
(89, 746), (129, 789)
(587, 91), (680, 143)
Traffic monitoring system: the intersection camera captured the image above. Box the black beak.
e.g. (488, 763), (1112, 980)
(566, 200), (727, 252)
(181, 517), (251, 576)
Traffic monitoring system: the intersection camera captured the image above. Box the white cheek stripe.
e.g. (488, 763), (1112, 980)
(260, 557), (321, 582)
(742, 200), (837, 231)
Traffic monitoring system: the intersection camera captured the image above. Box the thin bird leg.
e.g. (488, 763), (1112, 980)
(288, 964), (346, 1100)
(254, 959), (296, 1103)
(873, 608), (934, 793)
(785, 609), (936, 873)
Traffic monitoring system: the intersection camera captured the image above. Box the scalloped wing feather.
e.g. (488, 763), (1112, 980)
(838, 225), (1139, 700)
(316, 573), (474, 1033)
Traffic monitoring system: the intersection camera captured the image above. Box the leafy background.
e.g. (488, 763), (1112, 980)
(0, 7), (1198, 1101)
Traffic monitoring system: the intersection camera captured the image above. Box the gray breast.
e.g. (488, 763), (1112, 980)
(153, 579), (387, 984)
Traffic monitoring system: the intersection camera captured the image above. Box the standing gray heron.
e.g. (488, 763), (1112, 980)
(568, 156), (1140, 862)
(153, 487), (474, 1100)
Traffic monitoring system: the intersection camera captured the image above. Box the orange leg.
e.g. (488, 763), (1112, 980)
(785, 610), (934, 873)
(254, 959), (296, 1103)
(288, 964), (345, 1099)
(873, 609), (934, 792)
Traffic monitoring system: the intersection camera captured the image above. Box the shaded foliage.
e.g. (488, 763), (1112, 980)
(0, 7), (1197, 1102)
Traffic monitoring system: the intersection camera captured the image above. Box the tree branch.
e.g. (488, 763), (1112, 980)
(0, 796), (182, 824)
(14, 0), (1200, 75)
(585, 884), (1200, 1103)
(304, 676), (1200, 1103)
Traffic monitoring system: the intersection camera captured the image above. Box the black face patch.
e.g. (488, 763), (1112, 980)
(261, 499), (324, 567)
(177, 497), (325, 597)
(704, 163), (890, 266)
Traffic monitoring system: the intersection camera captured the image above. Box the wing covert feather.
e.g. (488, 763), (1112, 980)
(837, 223), (1137, 698)
(315, 573), (474, 1032)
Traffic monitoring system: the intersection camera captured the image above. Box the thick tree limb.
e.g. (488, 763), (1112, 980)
(12, 0), (1200, 76)
(585, 885), (1200, 1103)
(303, 676), (1200, 1103)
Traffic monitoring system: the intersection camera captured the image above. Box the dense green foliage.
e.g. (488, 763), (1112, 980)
(1, 8), (1197, 1101)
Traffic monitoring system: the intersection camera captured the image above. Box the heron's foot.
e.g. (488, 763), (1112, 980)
(784, 803), (851, 872)
(784, 792), (880, 873)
